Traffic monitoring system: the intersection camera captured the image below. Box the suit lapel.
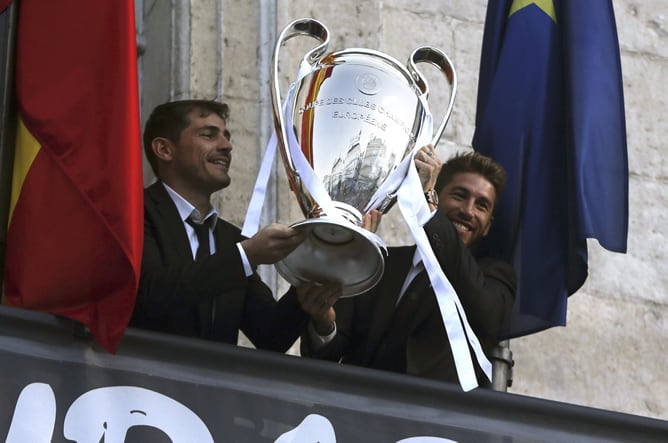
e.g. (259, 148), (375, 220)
(397, 270), (435, 333)
(147, 182), (212, 337)
(364, 246), (415, 361)
(146, 182), (192, 258)
(367, 267), (438, 367)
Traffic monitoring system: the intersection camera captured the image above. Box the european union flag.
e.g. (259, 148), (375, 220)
(472, 0), (628, 338)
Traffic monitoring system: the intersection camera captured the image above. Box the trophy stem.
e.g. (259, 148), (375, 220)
(328, 202), (363, 226)
(275, 218), (385, 297)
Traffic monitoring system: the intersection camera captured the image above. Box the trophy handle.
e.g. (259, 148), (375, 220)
(407, 47), (457, 148)
(270, 18), (330, 188)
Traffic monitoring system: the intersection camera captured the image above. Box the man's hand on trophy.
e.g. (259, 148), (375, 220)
(241, 224), (307, 268)
(362, 209), (383, 234)
(296, 282), (342, 336)
(414, 144), (442, 192)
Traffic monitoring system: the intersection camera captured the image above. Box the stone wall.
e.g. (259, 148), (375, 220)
(179, 0), (667, 420)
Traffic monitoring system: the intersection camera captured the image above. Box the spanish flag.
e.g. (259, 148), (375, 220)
(2, 0), (143, 352)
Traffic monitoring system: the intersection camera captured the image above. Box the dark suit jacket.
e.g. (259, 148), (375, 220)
(301, 210), (516, 386)
(130, 181), (308, 351)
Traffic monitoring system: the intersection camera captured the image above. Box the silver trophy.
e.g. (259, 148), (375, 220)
(271, 18), (456, 296)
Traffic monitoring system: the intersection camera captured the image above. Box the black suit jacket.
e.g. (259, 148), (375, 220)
(302, 210), (516, 386)
(131, 182), (307, 351)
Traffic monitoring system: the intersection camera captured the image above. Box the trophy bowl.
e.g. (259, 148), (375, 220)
(271, 18), (456, 296)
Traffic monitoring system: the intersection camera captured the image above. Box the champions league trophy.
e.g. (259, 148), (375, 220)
(270, 18), (457, 296)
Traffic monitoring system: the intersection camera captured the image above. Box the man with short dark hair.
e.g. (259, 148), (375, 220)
(131, 99), (339, 350)
(302, 146), (516, 386)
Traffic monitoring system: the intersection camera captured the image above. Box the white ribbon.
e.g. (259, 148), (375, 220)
(243, 60), (342, 237)
(242, 59), (311, 237)
(396, 155), (492, 391)
(241, 130), (278, 238)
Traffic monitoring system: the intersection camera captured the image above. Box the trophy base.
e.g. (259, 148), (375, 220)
(275, 218), (385, 297)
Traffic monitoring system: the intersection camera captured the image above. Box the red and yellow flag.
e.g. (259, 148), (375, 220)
(3, 0), (143, 352)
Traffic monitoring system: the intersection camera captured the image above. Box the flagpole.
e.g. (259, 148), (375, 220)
(490, 339), (513, 391)
(0, 1), (18, 295)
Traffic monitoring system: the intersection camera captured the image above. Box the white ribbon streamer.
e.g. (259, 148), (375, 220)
(241, 131), (278, 237)
(396, 154), (492, 391)
(243, 60), (342, 237)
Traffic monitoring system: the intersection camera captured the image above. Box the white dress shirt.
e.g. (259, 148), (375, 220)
(162, 182), (253, 277)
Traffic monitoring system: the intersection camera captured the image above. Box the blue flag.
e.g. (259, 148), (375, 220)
(472, 0), (628, 338)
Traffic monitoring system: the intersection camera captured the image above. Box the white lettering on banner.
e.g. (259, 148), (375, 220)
(6, 383), (56, 443)
(5, 383), (459, 442)
(63, 386), (214, 442)
(6, 383), (213, 443)
(397, 437), (458, 443)
(274, 414), (336, 443)
(275, 415), (459, 443)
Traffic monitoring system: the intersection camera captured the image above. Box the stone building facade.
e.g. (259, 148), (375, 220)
(135, 0), (668, 420)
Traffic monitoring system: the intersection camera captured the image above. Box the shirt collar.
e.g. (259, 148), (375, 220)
(161, 182), (218, 229)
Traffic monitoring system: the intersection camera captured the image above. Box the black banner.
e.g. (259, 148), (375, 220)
(0, 305), (666, 442)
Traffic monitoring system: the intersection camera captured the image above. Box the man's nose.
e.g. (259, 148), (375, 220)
(219, 136), (232, 151)
(460, 200), (475, 218)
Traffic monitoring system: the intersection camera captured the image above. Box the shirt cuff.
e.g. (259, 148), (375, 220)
(236, 242), (254, 277)
(307, 321), (337, 349)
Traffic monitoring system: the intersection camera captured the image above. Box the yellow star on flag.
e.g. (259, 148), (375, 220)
(509, 0), (557, 23)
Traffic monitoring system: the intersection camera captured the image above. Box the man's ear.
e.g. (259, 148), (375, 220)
(151, 137), (174, 162)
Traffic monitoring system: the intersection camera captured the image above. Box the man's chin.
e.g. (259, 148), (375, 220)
(208, 177), (231, 193)
(464, 235), (483, 248)
(458, 232), (477, 248)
